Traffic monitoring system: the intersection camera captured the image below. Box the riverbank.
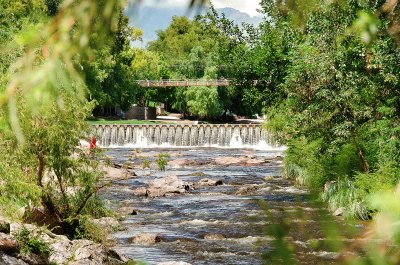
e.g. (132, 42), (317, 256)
(0, 164), (137, 265)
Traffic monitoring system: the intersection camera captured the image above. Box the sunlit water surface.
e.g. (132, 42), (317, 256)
(101, 148), (364, 265)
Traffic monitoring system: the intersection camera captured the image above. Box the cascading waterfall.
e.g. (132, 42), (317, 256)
(92, 124), (281, 148)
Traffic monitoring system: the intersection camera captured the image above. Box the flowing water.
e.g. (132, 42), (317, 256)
(101, 146), (365, 265)
(92, 124), (279, 149)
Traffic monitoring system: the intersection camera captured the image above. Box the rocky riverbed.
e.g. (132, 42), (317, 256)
(100, 147), (365, 265)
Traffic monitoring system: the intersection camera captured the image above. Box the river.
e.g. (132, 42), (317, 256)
(101, 147), (364, 265)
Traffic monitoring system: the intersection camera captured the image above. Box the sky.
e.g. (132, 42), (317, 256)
(132, 0), (262, 17)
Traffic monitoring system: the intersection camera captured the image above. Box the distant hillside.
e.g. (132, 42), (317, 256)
(125, 5), (263, 47)
(216, 7), (262, 26)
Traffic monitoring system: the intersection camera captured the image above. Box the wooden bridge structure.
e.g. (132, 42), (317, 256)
(136, 79), (259, 87)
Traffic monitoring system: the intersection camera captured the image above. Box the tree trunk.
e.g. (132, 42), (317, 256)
(357, 147), (369, 173)
(37, 153), (63, 226)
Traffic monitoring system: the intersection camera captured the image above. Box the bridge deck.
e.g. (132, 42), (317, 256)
(136, 79), (232, 87)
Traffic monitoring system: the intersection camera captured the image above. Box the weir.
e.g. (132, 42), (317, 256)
(92, 124), (279, 148)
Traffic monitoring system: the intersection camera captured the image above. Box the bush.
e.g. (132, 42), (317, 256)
(322, 177), (370, 220)
(156, 153), (170, 171)
(15, 227), (52, 256)
(71, 216), (107, 244)
(142, 158), (151, 169)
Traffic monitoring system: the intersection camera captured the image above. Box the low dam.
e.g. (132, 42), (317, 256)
(92, 124), (279, 148)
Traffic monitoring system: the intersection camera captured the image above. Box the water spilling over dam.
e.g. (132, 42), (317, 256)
(92, 124), (281, 148)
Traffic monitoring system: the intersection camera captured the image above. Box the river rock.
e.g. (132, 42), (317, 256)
(22, 207), (62, 233)
(214, 156), (247, 165)
(130, 233), (161, 245)
(134, 176), (192, 198)
(17, 253), (47, 265)
(157, 261), (192, 265)
(0, 253), (28, 265)
(194, 178), (223, 188)
(71, 240), (104, 264)
(235, 184), (268, 195)
(118, 207), (138, 216)
(92, 217), (120, 233)
(264, 175), (274, 181)
(100, 165), (130, 181)
(9, 222), (129, 265)
(168, 159), (190, 167)
(190, 172), (206, 177)
(333, 207), (344, 217)
(204, 233), (226, 240)
(0, 233), (18, 253)
(214, 156), (265, 166)
(324, 181), (336, 193)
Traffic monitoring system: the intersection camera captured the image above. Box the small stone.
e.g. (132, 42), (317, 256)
(118, 207), (138, 216)
(235, 184), (265, 195)
(197, 178), (222, 187)
(190, 172), (206, 177)
(333, 207), (344, 216)
(130, 233), (161, 245)
(264, 176), (274, 181)
(204, 233), (226, 240)
(157, 261), (192, 265)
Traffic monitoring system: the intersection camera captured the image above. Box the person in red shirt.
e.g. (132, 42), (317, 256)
(87, 136), (96, 156)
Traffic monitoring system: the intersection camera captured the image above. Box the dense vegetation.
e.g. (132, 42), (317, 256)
(260, 1), (400, 220)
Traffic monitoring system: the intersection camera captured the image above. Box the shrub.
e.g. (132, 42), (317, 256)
(142, 158), (151, 169)
(15, 227), (52, 256)
(156, 153), (170, 171)
(71, 215), (107, 244)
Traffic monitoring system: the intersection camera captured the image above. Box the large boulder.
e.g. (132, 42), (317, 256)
(22, 207), (62, 234)
(134, 176), (192, 198)
(9, 222), (129, 265)
(69, 240), (104, 265)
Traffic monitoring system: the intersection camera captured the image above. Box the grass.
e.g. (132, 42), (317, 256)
(87, 118), (173, 125)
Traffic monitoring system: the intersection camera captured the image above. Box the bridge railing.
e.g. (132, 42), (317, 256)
(136, 79), (232, 87)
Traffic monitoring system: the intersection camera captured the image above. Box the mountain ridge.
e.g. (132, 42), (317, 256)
(126, 6), (263, 47)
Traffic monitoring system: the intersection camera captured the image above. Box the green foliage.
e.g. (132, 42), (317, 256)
(262, 0), (400, 219)
(72, 215), (107, 244)
(44, 0), (61, 16)
(185, 86), (222, 119)
(0, 0), (123, 237)
(15, 227), (52, 255)
(156, 153), (170, 171)
(142, 158), (151, 170)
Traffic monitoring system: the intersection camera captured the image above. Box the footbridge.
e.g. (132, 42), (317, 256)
(136, 79), (259, 87)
